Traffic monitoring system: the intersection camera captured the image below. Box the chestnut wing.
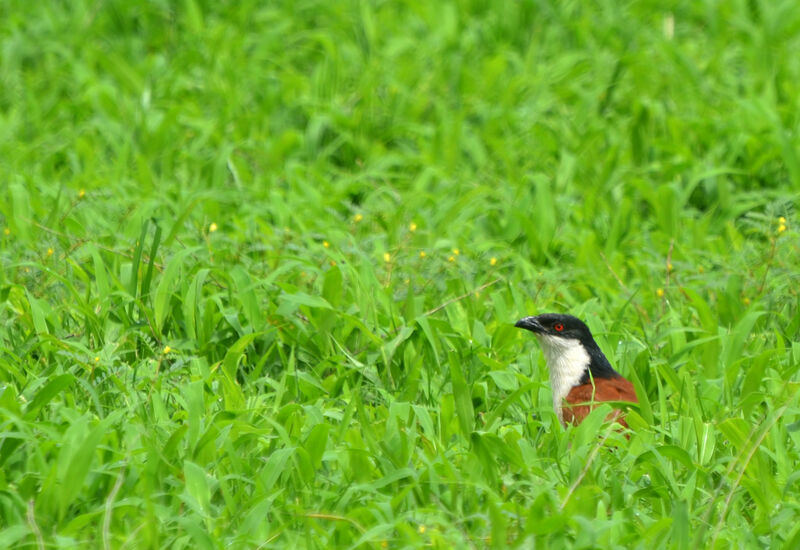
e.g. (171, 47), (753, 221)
(562, 377), (638, 427)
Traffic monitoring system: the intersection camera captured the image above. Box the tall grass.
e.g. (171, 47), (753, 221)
(1, 0), (800, 548)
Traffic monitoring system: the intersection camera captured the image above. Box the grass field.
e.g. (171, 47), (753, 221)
(2, 0), (800, 548)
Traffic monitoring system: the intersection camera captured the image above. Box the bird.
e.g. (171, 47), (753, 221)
(515, 313), (638, 428)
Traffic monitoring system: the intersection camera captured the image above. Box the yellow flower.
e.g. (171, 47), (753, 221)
(3, 228), (9, 236)
(47, 248), (54, 256)
(209, 222), (218, 233)
(490, 257), (497, 266)
(94, 356), (100, 362)
(656, 288), (664, 297)
(353, 213), (363, 222)
(452, 248), (460, 255)
(163, 346), (171, 354)
(409, 222), (417, 232)
(778, 224), (787, 234)
(779, 216), (786, 224)
(419, 251), (426, 258)
(79, 189), (86, 199)
(742, 297), (751, 306)
(448, 255), (456, 262)
(383, 252), (391, 262)
(698, 266), (704, 273)
(323, 241), (330, 248)
(667, 262), (673, 272)
(418, 525), (426, 534)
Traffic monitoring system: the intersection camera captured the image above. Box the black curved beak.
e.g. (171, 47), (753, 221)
(515, 316), (545, 333)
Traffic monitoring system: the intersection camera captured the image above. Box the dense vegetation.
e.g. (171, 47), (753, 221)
(2, 1), (799, 548)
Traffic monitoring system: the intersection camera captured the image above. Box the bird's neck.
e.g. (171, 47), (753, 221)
(536, 335), (591, 421)
(579, 342), (620, 385)
(536, 335), (620, 421)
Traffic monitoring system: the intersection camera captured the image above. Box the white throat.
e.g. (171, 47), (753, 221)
(535, 334), (590, 421)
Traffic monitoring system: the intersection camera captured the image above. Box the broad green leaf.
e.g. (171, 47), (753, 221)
(0, 525), (28, 548)
(183, 268), (210, 341)
(140, 219), (162, 298)
(230, 265), (260, 332)
(260, 448), (294, 492)
(415, 316), (440, 365)
(278, 291), (332, 310)
(9, 183), (32, 240)
(26, 290), (49, 335)
(304, 423), (330, 469)
(671, 500), (689, 550)
(128, 219), (149, 299)
(56, 411), (121, 519)
(486, 369), (518, 391)
(91, 248), (111, 303)
(322, 263), (343, 307)
(24, 374), (74, 420)
(220, 333), (258, 410)
(183, 460), (211, 515)
(448, 352), (474, 438)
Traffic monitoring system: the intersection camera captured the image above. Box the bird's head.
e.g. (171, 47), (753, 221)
(515, 312), (617, 380)
(514, 313), (593, 342)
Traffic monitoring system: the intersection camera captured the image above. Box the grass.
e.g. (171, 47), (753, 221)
(1, 0), (800, 547)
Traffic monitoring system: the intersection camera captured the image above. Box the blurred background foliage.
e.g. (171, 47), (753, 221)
(1, 0), (799, 548)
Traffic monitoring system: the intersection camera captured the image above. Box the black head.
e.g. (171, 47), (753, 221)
(514, 313), (594, 342)
(515, 313), (621, 381)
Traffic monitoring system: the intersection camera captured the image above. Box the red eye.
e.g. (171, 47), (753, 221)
(554, 323), (564, 332)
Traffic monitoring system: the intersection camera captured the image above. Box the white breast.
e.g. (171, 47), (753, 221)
(534, 334), (590, 422)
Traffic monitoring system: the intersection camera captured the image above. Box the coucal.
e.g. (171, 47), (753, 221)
(515, 313), (638, 428)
